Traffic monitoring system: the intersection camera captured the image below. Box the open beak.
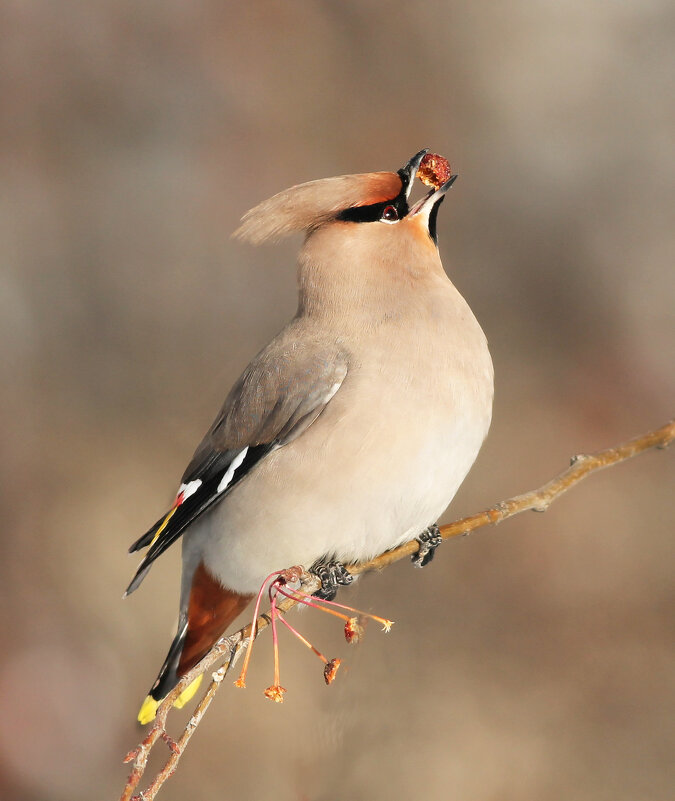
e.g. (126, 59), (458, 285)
(409, 174), (458, 217)
(398, 149), (429, 200)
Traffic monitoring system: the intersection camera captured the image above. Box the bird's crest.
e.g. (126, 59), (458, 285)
(233, 172), (402, 245)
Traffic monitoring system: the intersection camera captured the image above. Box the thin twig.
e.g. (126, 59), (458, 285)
(352, 418), (675, 574)
(119, 418), (674, 801)
(119, 590), (313, 801)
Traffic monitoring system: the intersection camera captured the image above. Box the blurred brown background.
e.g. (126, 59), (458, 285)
(1, 2), (673, 800)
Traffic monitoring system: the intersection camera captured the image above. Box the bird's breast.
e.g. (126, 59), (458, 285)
(196, 284), (493, 594)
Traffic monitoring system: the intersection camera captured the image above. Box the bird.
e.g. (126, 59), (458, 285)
(126, 149), (494, 724)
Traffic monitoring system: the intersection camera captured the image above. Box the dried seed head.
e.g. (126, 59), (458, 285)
(263, 684), (287, 703)
(278, 565), (305, 584)
(344, 616), (366, 645)
(323, 658), (342, 685)
(418, 153), (451, 189)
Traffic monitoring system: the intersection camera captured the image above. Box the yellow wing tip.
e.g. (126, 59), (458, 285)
(136, 674), (203, 724)
(149, 506), (178, 548)
(137, 695), (159, 725)
(173, 674), (203, 709)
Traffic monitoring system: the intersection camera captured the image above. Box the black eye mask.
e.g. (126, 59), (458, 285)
(337, 192), (409, 224)
(337, 163), (416, 224)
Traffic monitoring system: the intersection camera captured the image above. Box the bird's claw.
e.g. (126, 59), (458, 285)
(412, 524), (443, 568)
(311, 560), (354, 601)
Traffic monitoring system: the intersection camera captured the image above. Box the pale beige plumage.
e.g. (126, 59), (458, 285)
(233, 172), (401, 244)
(128, 150), (494, 721)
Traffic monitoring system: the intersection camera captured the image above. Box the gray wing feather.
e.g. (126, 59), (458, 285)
(126, 332), (349, 594)
(182, 338), (348, 482)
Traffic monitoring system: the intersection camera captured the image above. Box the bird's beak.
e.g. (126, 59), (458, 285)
(398, 149), (429, 200)
(409, 174), (458, 218)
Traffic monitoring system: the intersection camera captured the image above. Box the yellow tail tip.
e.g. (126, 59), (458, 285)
(137, 695), (159, 725)
(136, 674), (203, 724)
(173, 674), (203, 709)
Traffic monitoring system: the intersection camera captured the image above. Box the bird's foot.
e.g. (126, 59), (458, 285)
(412, 524), (443, 568)
(310, 559), (354, 601)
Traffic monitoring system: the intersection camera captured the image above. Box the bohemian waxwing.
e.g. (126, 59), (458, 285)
(126, 149), (494, 723)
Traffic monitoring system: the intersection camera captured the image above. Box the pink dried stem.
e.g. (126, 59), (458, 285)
(275, 583), (394, 630)
(235, 570), (285, 688)
(276, 609), (330, 665)
(269, 582), (282, 690)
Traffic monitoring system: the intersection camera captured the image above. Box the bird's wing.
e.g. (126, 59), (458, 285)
(125, 338), (349, 595)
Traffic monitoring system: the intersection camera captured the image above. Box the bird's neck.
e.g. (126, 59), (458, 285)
(297, 226), (449, 326)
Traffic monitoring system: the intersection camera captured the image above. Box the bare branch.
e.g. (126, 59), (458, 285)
(353, 418), (675, 574)
(119, 418), (674, 801)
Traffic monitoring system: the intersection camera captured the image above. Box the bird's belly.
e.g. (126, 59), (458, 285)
(194, 369), (491, 595)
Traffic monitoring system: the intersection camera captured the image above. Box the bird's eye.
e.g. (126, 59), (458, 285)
(381, 205), (399, 223)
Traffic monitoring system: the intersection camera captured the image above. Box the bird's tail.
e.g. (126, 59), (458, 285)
(137, 562), (253, 724)
(137, 621), (202, 724)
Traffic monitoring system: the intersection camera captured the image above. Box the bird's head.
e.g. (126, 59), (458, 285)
(234, 151), (458, 316)
(233, 149), (457, 251)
